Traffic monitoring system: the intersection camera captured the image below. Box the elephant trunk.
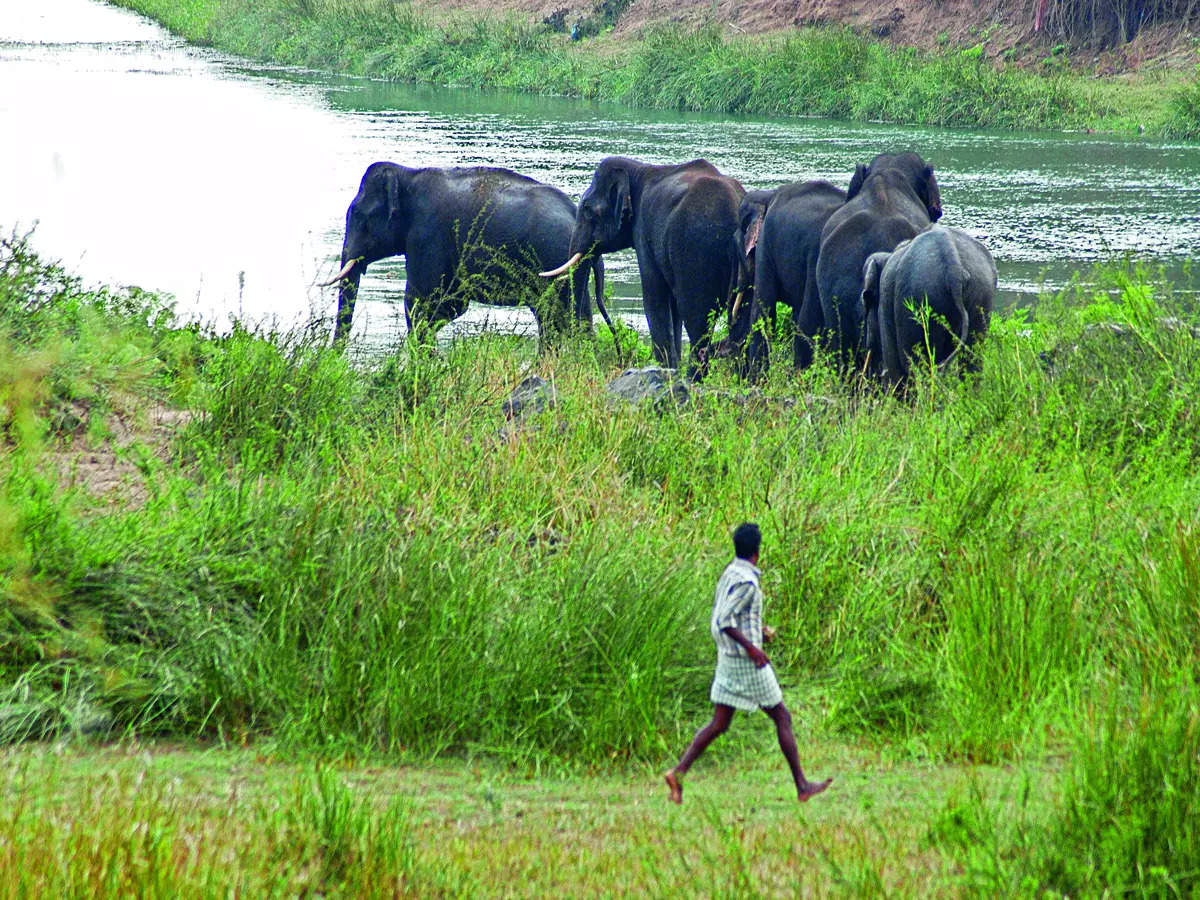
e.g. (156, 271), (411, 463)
(588, 255), (622, 364)
(331, 252), (364, 344)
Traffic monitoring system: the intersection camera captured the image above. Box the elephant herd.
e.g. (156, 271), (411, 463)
(325, 151), (997, 390)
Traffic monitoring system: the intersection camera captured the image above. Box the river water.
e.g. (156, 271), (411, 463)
(3, 0), (1199, 349)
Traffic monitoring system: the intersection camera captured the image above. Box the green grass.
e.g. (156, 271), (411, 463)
(0, 741), (1045, 896)
(4, 233), (1200, 893)
(107, 0), (1200, 137)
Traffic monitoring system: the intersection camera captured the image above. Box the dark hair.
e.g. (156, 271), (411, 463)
(732, 522), (761, 560)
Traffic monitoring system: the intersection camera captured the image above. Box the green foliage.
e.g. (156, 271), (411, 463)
(932, 682), (1200, 896)
(1166, 65), (1200, 138)
(1037, 684), (1200, 895)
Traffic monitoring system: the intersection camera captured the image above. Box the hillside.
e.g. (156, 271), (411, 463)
(417, 0), (1200, 72)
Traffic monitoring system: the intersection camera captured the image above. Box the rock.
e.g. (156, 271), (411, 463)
(502, 375), (557, 422)
(605, 366), (693, 407)
(1040, 317), (1200, 376)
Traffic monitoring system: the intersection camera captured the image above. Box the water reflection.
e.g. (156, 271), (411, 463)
(1, 0), (1198, 350)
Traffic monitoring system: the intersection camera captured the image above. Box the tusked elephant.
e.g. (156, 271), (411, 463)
(542, 157), (744, 372)
(814, 152), (943, 371)
(728, 189), (776, 322)
(861, 224), (997, 390)
(737, 179), (847, 373)
(323, 162), (612, 346)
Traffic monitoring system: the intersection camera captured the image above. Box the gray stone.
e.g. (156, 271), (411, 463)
(605, 366), (693, 408)
(502, 375), (557, 422)
(1040, 317), (1200, 376)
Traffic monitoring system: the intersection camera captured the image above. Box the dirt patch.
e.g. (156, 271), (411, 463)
(45, 401), (192, 512)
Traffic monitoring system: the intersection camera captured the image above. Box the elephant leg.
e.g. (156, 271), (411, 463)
(793, 266), (824, 369)
(826, 287), (862, 372)
(748, 254), (781, 375)
(403, 286), (415, 332)
(679, 300), (714, 378)
(641, 269), (676, 368)
(405, 247), (459, 341)
(405, 288), (442, 343)
(672, 298), (688, 370)
(570, 264), (593, 330)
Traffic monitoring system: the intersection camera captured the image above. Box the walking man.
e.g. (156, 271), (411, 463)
(665, 522), (832, 804)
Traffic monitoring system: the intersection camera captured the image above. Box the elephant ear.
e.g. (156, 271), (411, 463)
(383, 166), (404, 224)
(608, 167), (632, 234)
(847, 163), (869, 199)
(743, 213), (763, 258)
(920, 165), (943, 221)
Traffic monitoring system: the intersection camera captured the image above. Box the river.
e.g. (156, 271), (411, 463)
(3, 0), (1199, 351)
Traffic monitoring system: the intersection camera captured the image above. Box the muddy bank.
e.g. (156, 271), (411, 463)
(418, 0), (1200, 72)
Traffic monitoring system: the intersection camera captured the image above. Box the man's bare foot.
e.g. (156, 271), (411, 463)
(664, 771), (683, 804)
(798, 778), (832, 802)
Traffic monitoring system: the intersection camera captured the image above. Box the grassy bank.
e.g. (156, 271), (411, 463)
(0, 743), (1049, 896)
(4, 231), (1200, 892)
(108, 0), (1200, 137)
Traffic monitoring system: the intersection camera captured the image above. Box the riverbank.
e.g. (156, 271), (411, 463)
(109, 0), (1200, 137)
(3, 231), (1200, 892)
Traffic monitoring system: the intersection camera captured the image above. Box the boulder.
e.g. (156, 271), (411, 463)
(605, 366), (693, 407)
(502, 375), (557, 422)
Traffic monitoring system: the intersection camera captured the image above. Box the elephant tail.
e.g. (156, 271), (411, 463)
(940, 264), (971, 372)
(591, 254), (622, 366)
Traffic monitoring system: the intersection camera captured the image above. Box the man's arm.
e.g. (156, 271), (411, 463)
(721, 626), (769, 668)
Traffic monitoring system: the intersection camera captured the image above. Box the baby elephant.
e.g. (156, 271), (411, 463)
(861, 224), (996, 389)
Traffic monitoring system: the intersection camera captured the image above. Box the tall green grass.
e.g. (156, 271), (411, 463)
(109, 0), (1200, 137)
(4, 230), (1200, 804)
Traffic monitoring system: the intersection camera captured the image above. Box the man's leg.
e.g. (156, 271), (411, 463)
(763, 702), (832, 801)
(665, 704), (735, 803)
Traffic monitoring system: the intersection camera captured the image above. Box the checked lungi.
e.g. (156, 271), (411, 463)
(710, 653), (783, 710)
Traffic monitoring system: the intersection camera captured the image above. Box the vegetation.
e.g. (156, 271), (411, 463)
(0, 743), (1043, 896)
(3, 227), (1200, 892)
(108, 0), (1200, 137)
(1035, 0), (1199, 45)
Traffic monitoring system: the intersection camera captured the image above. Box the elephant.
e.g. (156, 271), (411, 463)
(323, 162), (612, 346)
(814, 152), (943, 371)
(542, 157), (745, 372)
(728, 189), (777, 323)
(717, 189), (776, 371)
(860, 224), (997, 390)
(736, 180), (848, 373)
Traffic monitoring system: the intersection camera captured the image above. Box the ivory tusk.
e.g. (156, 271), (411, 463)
(319, 258), (358, 287)
(539, 252), (583, 279)
(730, 290), (745, 321)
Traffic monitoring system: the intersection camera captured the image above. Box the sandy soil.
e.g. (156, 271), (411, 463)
(45, 401), (190, 512)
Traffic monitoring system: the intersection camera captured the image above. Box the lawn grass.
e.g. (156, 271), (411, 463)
(0, 740), (1046, 897)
